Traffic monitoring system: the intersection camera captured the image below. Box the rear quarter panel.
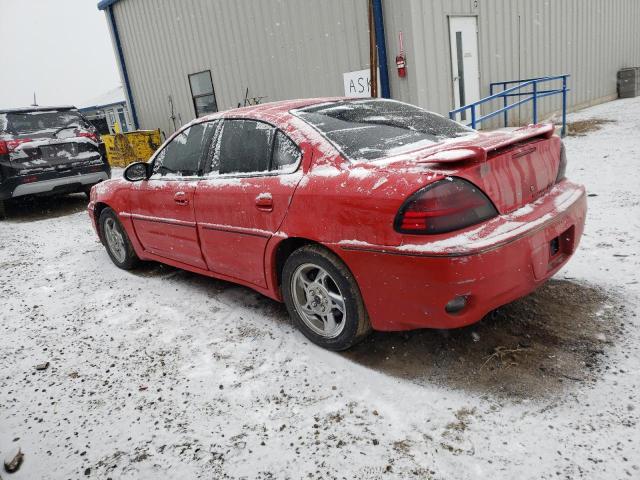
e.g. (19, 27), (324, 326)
(278, 145), (442, 248)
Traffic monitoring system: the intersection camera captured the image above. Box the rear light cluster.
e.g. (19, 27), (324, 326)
(556, 142), (567, 183)
(76, 131), (99, 143)
(394, 177), (498, 235)
(0, 138), (33, 154)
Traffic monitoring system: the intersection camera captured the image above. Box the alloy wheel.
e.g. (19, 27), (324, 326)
(290, 263), (347, 338)
(104, 217), (127, 264)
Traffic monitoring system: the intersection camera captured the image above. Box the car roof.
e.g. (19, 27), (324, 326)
(223, 97), (345, 117)
(0, 105), (77, 114)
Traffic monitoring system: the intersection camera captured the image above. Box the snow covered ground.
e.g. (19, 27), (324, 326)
(1, 97), (639, 479)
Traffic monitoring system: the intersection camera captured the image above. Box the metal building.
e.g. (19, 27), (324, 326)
(78, 86), (134, 135)
(99, 0), (640, 136)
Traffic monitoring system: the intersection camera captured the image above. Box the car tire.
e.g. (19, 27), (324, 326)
(282, 244), (371, 351)
(98, 207), (139, 270)
(0, 200), (6, 220)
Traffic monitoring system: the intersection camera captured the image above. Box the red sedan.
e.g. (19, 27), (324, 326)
(88, 98), (586, 350)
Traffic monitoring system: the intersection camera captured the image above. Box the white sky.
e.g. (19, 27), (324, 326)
(0, 0), (120, 109)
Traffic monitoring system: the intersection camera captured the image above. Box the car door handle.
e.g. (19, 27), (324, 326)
(174, 191), (189, 206)
(255, 193), (273, 212)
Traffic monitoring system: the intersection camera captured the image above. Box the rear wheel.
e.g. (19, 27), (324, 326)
(99, 207), (139, 270)
(282, 245), (371, 351)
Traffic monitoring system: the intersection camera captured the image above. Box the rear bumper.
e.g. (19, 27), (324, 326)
(0, 167), (110, 200)
(334, 180), (587, 331)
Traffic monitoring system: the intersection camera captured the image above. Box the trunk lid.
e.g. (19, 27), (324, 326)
(378, 124), (562, 214)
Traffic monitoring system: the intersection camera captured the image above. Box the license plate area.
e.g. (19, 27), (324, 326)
(40, 143), (78, 159)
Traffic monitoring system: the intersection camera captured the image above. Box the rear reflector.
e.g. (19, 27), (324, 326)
(394, 177), (498, 235)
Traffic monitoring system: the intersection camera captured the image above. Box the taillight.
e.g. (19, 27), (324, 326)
(76, 131), (99, 143)
(556, 142), (567, 183)
(2, 138), (33, 152)
(394, 177), (498, 235)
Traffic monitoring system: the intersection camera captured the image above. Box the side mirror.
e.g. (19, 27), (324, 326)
(124, 162), (150, 182)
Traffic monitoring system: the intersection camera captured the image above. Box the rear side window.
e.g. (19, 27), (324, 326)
(294, 99), (473, 161)
(272, 131), (301, 171)
(2, 110), (90, 134)
(152, 122), (216, 177)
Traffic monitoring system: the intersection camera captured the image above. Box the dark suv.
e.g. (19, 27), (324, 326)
(0, 106), (111, 218)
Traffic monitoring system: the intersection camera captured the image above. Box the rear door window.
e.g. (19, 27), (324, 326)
(207, 120), (301, 176)
(216, 120), (275, 175)
(152, 122), (216, 177)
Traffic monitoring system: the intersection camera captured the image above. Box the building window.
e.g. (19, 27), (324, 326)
(189, 70), (218, 118)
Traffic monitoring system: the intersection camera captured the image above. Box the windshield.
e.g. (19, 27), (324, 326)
(294, 99), (474, 161)
(2, 110), (89, 135)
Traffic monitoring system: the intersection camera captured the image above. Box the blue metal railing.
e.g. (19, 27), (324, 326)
(449, 75), (570, 137)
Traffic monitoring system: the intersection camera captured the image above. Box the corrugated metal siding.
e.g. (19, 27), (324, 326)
(402, 0), (640, 126)
(112, 0), (372, 135)
(109, 0), (640, 133)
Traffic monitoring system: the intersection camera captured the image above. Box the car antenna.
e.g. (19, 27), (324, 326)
(31, 92), (38, 107)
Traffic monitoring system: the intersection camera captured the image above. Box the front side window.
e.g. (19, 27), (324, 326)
(293, 99), (474, 161)
(152, 122), (216, 177)
(189, 70), (218, 118)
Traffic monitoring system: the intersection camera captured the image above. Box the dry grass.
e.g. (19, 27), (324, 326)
(566, 118), (616, 136)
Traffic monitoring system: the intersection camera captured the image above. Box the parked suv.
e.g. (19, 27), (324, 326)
(0, 106), (111, 218)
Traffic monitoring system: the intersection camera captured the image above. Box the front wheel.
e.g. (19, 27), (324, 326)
(98, 207), (139, 270)
(282, 245), (371, 351)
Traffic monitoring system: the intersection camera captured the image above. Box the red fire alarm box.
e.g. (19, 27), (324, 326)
(396, 32), (407, 78)
(396, 53), (406, 78)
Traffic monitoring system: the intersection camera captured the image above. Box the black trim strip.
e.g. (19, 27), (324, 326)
(200, 224), (271, 239)
(129, 213), (196, 228)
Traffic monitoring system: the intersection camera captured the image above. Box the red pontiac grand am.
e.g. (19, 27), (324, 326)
(88, 98), (586, 350)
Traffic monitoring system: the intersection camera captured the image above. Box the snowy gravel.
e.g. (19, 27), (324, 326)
(1, 98), (639, 479)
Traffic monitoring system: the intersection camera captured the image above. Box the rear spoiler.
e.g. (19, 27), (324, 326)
(418, 123), (555, 165)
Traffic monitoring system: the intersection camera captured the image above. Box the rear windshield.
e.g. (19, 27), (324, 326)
(1, 110), (89, 134)
(293, 99), (474, 161)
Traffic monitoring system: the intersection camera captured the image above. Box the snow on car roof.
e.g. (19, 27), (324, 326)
(0, 105), (77, 114)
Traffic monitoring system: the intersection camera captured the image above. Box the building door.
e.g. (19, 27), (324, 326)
(449, 16), (480, 123)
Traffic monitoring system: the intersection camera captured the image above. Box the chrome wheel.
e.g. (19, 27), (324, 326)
(104, 217), (126, 264)
(290, 263), (346, 338)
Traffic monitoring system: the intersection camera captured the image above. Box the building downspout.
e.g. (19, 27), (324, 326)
(371, 0), (390, 98)
(107, 5), (139, 129)
(368, 0), (378, 97)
